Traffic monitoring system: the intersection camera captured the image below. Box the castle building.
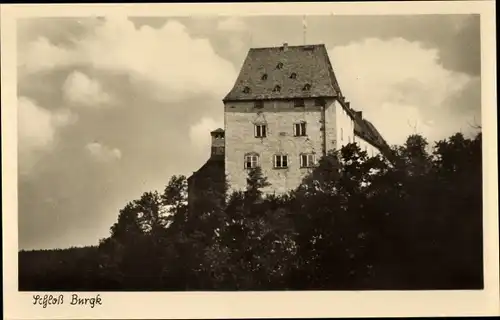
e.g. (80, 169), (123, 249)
(188, 43), (388, 203)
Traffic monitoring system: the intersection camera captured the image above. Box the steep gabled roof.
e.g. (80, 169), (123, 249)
(223, 44), (342, 102)
(351, 111), (391, 156)
(187, 156), (224, 182)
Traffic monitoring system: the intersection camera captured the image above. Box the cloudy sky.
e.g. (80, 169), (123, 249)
(17, 14), (481, 250)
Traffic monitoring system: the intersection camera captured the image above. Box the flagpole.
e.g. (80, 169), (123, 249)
(302, 15), (307, 45)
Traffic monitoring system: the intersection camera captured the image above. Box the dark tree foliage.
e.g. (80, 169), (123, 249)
(19, 131), (483, 291)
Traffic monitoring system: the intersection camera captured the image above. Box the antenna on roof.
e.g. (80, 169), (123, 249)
(302, 15), (307, 45)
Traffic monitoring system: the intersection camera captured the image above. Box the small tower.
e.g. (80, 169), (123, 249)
(210, 128), (225, 158)
(188, 128), (226, 216)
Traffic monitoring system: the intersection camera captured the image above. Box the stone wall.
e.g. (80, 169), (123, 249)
(224, 98), (334, 194)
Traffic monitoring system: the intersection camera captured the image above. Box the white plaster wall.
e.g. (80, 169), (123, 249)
(335, 101), (356, 150)
(355, 135), (380, 158)
(224, 99), (326, 195)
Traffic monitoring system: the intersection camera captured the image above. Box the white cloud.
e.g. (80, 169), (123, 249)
(18, 37), (75, 74)
(227, 36), (246, 56)
(63, 71), (113, 107)
(189, 16), (218, 31)
(85, 142), (122, 162)
(18, 97), (57, 152)
(18, 97), (77, 151)
(217, 17), (247, 32)
(18, 97), (77, 173)
(19, 17), (237, 103)
(189, 117), (223, 151)
(328, 38), (474, 145)
(52, 108), (79, 127)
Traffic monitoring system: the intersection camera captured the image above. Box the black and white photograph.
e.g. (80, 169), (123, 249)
(2, 1), (498, 319)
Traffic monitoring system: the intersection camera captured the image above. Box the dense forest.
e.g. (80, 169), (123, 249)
(19, 131), (484, 291)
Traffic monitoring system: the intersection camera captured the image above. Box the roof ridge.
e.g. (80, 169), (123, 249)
(249, 43), (326, 50)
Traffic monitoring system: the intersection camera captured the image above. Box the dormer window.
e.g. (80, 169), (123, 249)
(243, 86), (251, 94)
(290, 73), (297, 79)
(303, 83), (311, 91)
(273, 85), (281, 92)
(276, 62), (283, 69)
(261, 73), (268, 80)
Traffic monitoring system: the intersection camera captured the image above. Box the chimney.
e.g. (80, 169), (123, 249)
(345, 101), (351, 109)
(283, 42), (288, 51)
(210, 129), (225, 157)
(356, 111), (363, 118)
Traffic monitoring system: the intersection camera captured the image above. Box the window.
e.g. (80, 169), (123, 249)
(243, 86), (251, 93)
(254, 124), (267, 138)
(273, 85), (281, 92)
(300, 153), (316, 168)
(276, 62), (283, 69)
(303, 83), (311, 91)
(315, 98), (325, 106)
(294, 99), (305, 108)
(294, 122), (307, 136)
(290, 72), (297, 79)
(274, 155), (288, 168)
(245, 154), (259, 169)
(212, 146), (225, 155)
(341, 128), (344, 141)
(254, 101), (264, 109)
(261, 73), (268, 80)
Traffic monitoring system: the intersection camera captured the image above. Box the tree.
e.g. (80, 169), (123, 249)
(25, 130), (482, 291)
(245, 166), (271, 202)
